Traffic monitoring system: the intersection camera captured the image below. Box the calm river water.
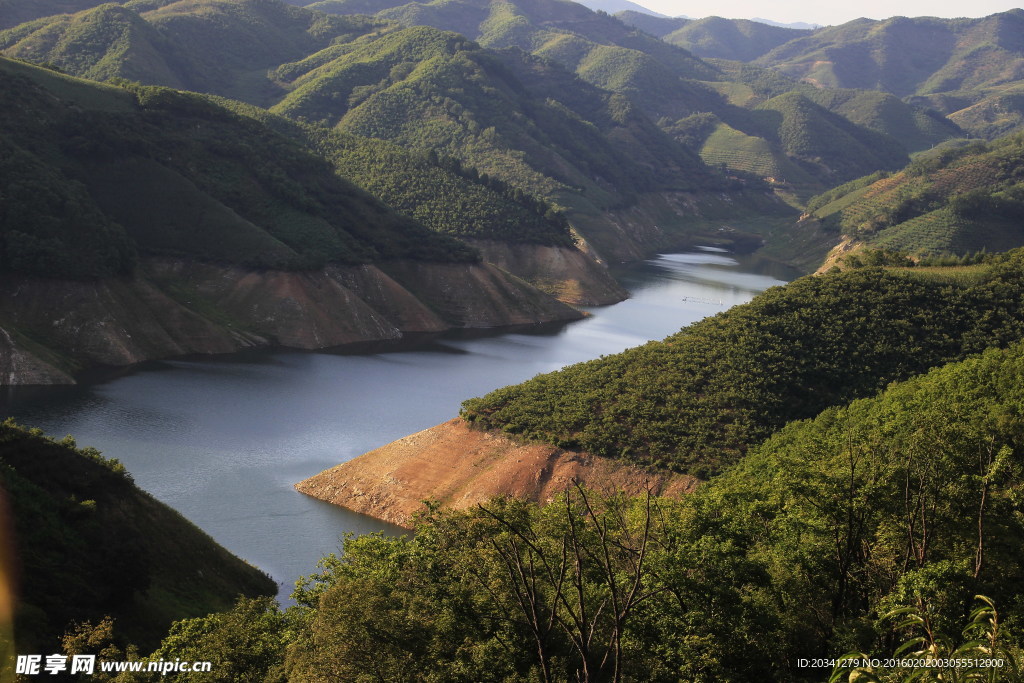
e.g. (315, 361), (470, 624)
(2, 250), (794, 596)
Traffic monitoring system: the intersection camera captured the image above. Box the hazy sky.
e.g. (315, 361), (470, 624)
(636, 0), (1022, 25)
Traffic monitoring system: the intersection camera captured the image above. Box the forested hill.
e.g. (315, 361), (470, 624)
(807, 132), (1024, 258)
(0, 56), (593, 385)
(619, 8), (1024, 141)
(0, 1), (384, 104)
(0, 0), (967, 255)
(0, 0), (144, 29)
(0, 419), (276, 651)
(463, 250), (1024, 475)
(756, 10), (1024, 98)
(1, 0), (789, 264)
(267, 25), (712, 202)
(0, 55), (476, 278)
(0, 0), (970, 184)
(212, 97), (578, 248)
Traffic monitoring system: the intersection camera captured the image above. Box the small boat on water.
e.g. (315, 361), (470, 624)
(681, 295), (724, 305)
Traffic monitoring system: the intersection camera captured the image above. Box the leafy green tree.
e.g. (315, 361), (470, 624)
(147, 597), (289, 682)
(830, 596), (1023, 682)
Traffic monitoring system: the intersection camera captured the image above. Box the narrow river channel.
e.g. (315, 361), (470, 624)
(2, 249), (795, 595)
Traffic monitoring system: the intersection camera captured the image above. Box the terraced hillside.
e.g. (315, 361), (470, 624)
(808, 133), (1024, 257)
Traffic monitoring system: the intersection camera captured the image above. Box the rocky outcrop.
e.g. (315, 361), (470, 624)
(295, 418), (698, 527)
(468, 240), (628, 306)
(0, 327), (74, 385)
(0, 273), (255, 371)
(815, 236), (863, 273)
(147, 261), (406, 349)
(379, 261), (585, 328)
(0, 258), (584, 385)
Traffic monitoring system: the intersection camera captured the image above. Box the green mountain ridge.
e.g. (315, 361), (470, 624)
(0, 0), (131, 29)
(0, 56), (589, 383)
(0, 55), (476, 277)
(1, 0), (962, 242)
(0, 0), (799, 264)
(268, 25), (710, 202)
(702, 59), (964, 152)
(753, 10), (1024, 138)
(756, 10), (1024, 97)
(616, 12), (810, 62)
(215, 96), (578, 248)
(0, 0), (386, 104)
(301, 0), (959, 191)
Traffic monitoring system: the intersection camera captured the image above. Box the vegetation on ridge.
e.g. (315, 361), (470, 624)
(462, 251), (1024, 475)
(0, 56), (476, 278)
(211, 98), (576, 246)
(754, 10), (1024, 139)
(0, 419), (275, 652)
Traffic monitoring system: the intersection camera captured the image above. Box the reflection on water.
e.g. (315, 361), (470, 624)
(2, 250), (792, 596)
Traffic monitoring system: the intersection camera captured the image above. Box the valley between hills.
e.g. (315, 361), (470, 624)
(3, 0), (1024, 679)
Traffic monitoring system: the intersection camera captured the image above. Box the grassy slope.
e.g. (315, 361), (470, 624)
(1, 420), (276, 651)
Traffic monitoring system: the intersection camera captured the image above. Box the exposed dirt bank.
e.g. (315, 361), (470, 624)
(0, 258), (583, 385)
(468, 240), (628, 305)
(295, 418), (698, 528)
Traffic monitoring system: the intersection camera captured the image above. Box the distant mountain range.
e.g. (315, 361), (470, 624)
(753, 10), (1024, 139)
(751, 17), (820, 30)
(575, 0), (667, 17)
(613, 8), (1024, 141)
(614, 12), (812, 61)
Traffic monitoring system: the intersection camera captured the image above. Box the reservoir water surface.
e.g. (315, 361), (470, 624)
(3, 250), (794, 595)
